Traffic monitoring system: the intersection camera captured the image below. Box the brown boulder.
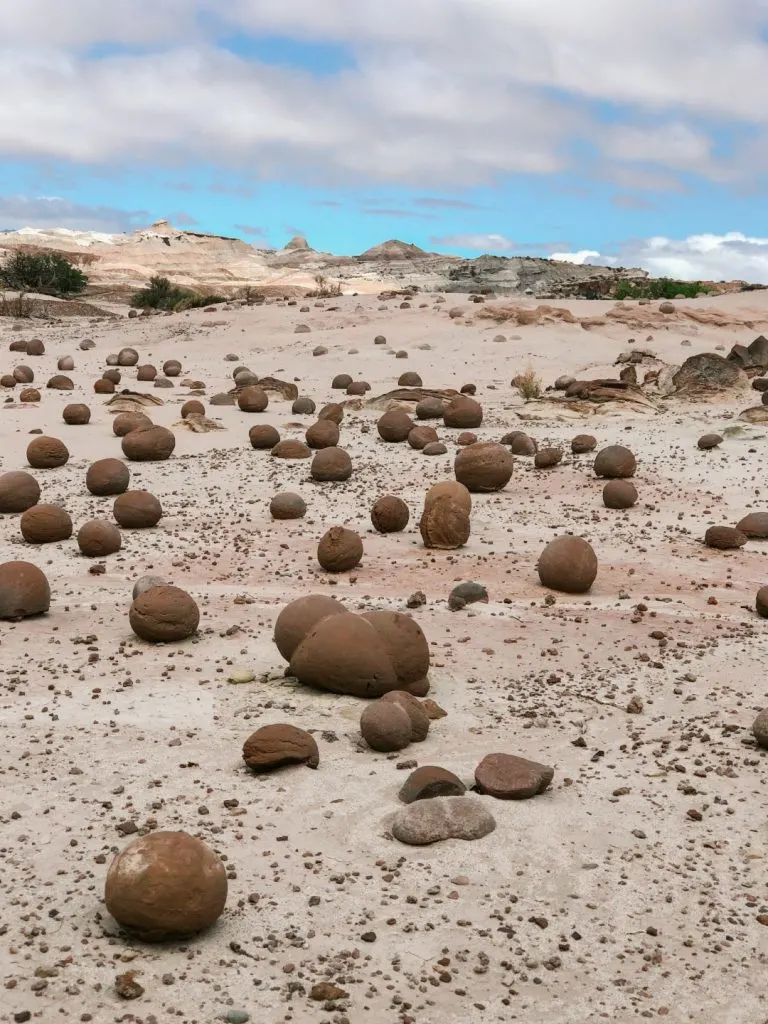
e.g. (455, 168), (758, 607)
(378, 409), (414, 442)
(331, 373), (353, 390)
(27, 436), (69, 469)
(306, 419), (340, 449)
(242, 724), (319, 771)
(475, 753), (554, 799)
(113, 490), (163, 528)
(457, 431), (477, 446)
(273, 594), (348, 661)
(318, 402), (344, 424)
(249, 424), (280, 449)
(415, 397), (445, 419)
(20, 504), (73, 544)
(311, 447), (352, 481)
(571, 434), (597, 454)
(534, 447), (563, 469)
(0, 561), (50, 619)
(424, 481), (472, 514)
(752, 709), (768, 748)
(136, 364), (157, 381)
(102, 368), (121, 384)
(77, 520), (122, 557)
(0, 471), (40, 513)
(317, 525), (363, 571)
(443, 396), (482, 429)
(698, 433), (723, 450)
(289, 613), (398, 697)
(271, 439), (311, 459)
(420, 498), (470, 550)
(63, 403), (91, 425)
(270, 492), (307, 520)
(371, 495), (410, 533)
(360, 701), (412, 752)
(13, 365), (33, 383)
(122, 426), (176, 461)
(704, 526), (746, 550)
(757, 586), (768, 618)
(603, 480), (638, 509)
(736, 512), (768, 538)
(408, 426), (438, 450)
(104, 831), (227, 941)
(399, 766), (466, 803)
(505, 432), (537, 457)
(346, 381), (371, 396)
(361, 611), (430, 692)
(163, 360), (182, 377)
(86, 458), (130, 496)
(117, 348), (139, 366)
(593, 445), (636, 478)
(292, 396), (316, 415)
(380, 690), (430, 741)
(181, 400), (204, 418)
(19, 387), (40, 403)
(537, 535), (598, 593)
(237, 386), (269, 412)
(454, 442), (513, 492)
(26, 339), (44, 356)
(94, 378), (115, 394)
(129, 585), (200, 642)
(398, 372), (423, 387)
(47, 374), (74, 391)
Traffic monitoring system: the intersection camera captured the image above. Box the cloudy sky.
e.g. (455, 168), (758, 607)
(2, 0), (768, 279)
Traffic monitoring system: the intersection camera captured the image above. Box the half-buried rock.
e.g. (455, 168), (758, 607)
(537, 535), (597, 594)
(474, 753), (554, 799)
(270, 492), (307, 520)
(86, 458), (130, 496)
(104, 831), (227, 941)
(391, 796), (495, 845)
(0, 471), (40, 513)
(399, 766), (466, 803)
(114, 490), (163, 528)
(77, 520), (122, 557)
(594, 444), (636, 479)
(361, 700), (412, 752)
(129, 585), (200, 642)
(20, 504), (73, 544)
(273, 593), (349, 661)
(371, 495), (409, 533)
(113, 412), (152, 437)
(454, 442), (513, 493)
(571, 434), (597, 454)
(705, 525), (747, 550)
(27, 436), (69, 469)
(317, 526), (362, 572)
(122, 425), (176, 462)
(289, 613), (398, 697)
(271, 439), (311, 460)
(242, 724), (319, 771)
(0, 561), (50, 619)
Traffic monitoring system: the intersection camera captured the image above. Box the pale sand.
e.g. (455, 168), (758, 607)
(1, 292), (768, 1024)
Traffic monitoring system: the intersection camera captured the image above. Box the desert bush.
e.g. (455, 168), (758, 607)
(0, 292), (35, 318)
(514, 367), (542, 400)
(130, 276), (224, 312)
(615, 278), (711, 301)
(0, 251), (87, 297)
(305, 274), (343, 298)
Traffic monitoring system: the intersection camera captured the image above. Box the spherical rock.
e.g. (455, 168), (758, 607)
(331, 373), (353, 390)
(133, 575), (167, 600)
(698, 433), (723, 450)
(86, 458), (130, 496)
(20, 387), (40, 403)
(129, 585), (199, 642)
(594, 445), (636, 479)
(14, 365), (34, 383)
(271, 439), (311, 459)
(114, 490), (163, 528)
(392, 796), (496, 845)
(752, 709), (768, 748)
(237, 386), (268, 412)
(270, 492), (307, 520)
(27, 436), (69, 469)
(105, 354), (119, 366)
(77, 520), (122, 557)
(113, 412), (152, 437)
(292, 396), (316, 415)
(80, 338), (96, 349)
(443, 396), (482, 429)
(571, 433), (597, 454)
(9, 339), (26, 352)
(537, 535), (598, 594)
(704, 525), (746, 550)
(47, 374), (74, 391)
(460, 383), (477, 395)
(454, 442), (513, 493)
(374, 334), (387, 345)
(398, 766), (466, 803)
(249, 424), (280, 449)
(347, 382), (371, 398)
(0, 561), (50, 619)
(311, 446), (352, 481)
(360, 701), (412, 752)
(757, 586), (768, 618)
(136, 364), (157, 381)
(377, 409), (414, 442)
(380, 690), (430, 741)
(117, 347), (139, 367)
(0, 471), (40, 513)
(63, 403), (91, 425)
(534, 447), (563, 470)
(26, 338), (44, 356)
(94, 378), (115, 394)
(408, 426), (438, 450)
(736, 512), (768, 538)
(122, 426), (176, 462)
(603, 480), (638, 509)
(102, 368), (121, 384)
(318, 402), (344, 424)
(317, 526), (362, 571)
(243, 724), (319, 772)
(306, 419), (339, 449)
(163, 360), (182, 377)
(424, 480), (472, 514)
(457, 431), (477, 446)
(273, 594), (349, 662)
(20, 504), (73, 544)
(475, 753), (554, 799)
(289, 612), (398, 697)
(361, 610), (430, 692)
(415, 397), (444, 419)
(104, 831), (227, 941)
(1, 374), (16, 388)
(505, 432), (537, 457)
(181, 400), (205, 418)
(398, 372), (422, 387)
(371, 495), (409, 533)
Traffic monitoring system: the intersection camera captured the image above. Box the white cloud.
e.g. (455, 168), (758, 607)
(0, 194), (149, 232)
(551, 249), (601, 265)
(431, 233), (516, 252)
(553, 232), (768, 282)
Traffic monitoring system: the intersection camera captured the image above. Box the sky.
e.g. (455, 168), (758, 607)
(2, 1), (768, 280)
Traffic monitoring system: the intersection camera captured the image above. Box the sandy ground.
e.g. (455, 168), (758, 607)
(1, 292), (768, 1024)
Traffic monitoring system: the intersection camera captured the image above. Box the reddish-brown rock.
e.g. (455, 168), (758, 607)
(311, 447), (352, 481)
(317, 525), (362, 571)
(273, 594), (349, 661)
(271, 439), (311, 459)
(113, 490), (163, 528)
(475, 753), (554, 799)
(122, 426), (176, 461)
(705, 525), (747, 550)
(27, 436), (69, 469)
(94, 377), (115, 394)
(47, 374), (74, 390)
(117, 348), (139, 366)
(408, 426), (439, 450)
(270, 492), (307, 520)
(249, 424), (281, 449)
(305, 419), (340, 449)
(20, 504), (73, 544)
(537, 535), (598, 593)
(242, 724), (319, 772)
(86, 458), (130, 496)
(736, 512), (768, 538)
(237, 386), (269, 412)
(129, 585), (199, 642)
(594, 445), (636, 478)
(289, 613), (398, 697)
(380, 690), (430, 741)
(534, 447), (563, 469)
(571, 433), (597, 454)
(443, 396), (482, 429)
(603, 480), (638, 509)
(360, 701), (412, 752)
(318, 402), (344, 424)
(181, 400), (204, 418)
(371, 495), (410, 533)
(454, 442), (513, 492)
(77, 520), (122, 557)
(0, 560), (50, 619)
(399, 766), (466, 803)
(63, 403), (91, 425)
(0, 471), (40, 513)
(378, 409), (414, 442)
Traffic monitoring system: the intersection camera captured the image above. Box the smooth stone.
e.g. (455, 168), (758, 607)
(474, 753), (554, 799)
(399, 766), (467, 804)
(228, 667), (256, 684)
(448, 581), (489, 611)
(392, 796), (495, 845)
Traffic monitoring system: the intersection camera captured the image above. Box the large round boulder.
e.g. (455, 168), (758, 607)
(361, 611), (430, 692)
(537, 535), (598, 594)
(377, 409), (414, 442)
(113, 490), (163, 528)
(270, 492), (307, 520)
(310, 447), (352, 481)
(237, 386), (269, 412)
(0, 561), (50, 619)
(86, 458), (130, 496)
(129, 585), (200, 642)
(0, 471), (40, 513)
(594, 445), (636, 479)
(317, 526), (363, 572)
(20, 504), (72, 544)
(443, 396), (482, 429)
(371, 495), (410, 533)
(454, 442), (513, 493)
(27, 436), (69, 469)
(77, 520), (122, 557)
(242, 724), (319, 772)
(122, 426), (176, 462)
(273, 594), (349, 662)
(289, 613), (399, 697)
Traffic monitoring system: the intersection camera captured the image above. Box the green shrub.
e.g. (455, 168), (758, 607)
(130, 276), (225, 311)
(615, 278), (712, 301)
(0, 251), (88, 297)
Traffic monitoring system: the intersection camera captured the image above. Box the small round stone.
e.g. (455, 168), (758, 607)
(534, 447), (563, 469)
(408, 426), (438, 450)
(63, 403), (91, 425)
(20, 504), (73, 544)
(378, 409), (414, 442)
(360, 701), (412, 752)
(137, 364), (157, 381)
(454, 442), (513, 492)
(270, 492), (307, 520)
(537, 535), (598, 594)
(603, 480), (638, 509)
(86, 458), (130, 496)
(371, 495), (409, 533)
(571, 433), (597, 454)
(704, 526), (747, 550)
(697, 433), (723, 450)
(129, 585), (200, 642)
(163, 360), (182, 377)
(331, 373), (353, 390)
(317, 526), (363, 572)
(398, 372), (422, 387)
(94, 378), (115, 394)
(77, 520), (122, 557)
(114, 490), (163, 528)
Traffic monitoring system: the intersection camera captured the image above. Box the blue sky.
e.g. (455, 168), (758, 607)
(2, 1), (768, 280)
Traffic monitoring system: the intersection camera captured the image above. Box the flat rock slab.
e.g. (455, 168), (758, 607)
(474, 753), (554, 799)
(398, 765), (466, 803)
(392, 796), (495, 845)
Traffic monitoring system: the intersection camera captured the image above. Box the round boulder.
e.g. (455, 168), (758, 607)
(317, 526), (363, 572)
(361, 611), (430, 693)
(114, 490), (163, 528)
(249, 424), (280, 449)
(289, 613), (398, 697)
(292, 396), (316, 415)
(117, 348), (139, 366)
(603, 480), (638, 509)
(63, 403), (91, 425)
(380, 690), (430, 742)
(122, 426), (176, 462)
(237, 386), (268, 413)
(163, 360), (182, 377)
(270, 492), (307, 520)
(360, 701), (412, 752)
(443, 396), (482, 429)
(398, 372), (422, 387)
(571, 434), (597, 454)
(408, 426), (438, 450)
(537, 535), (598, 594)
(273, 594), (349, 662)
(311, 447), (352, 482)
(318, 402), (344, 424)
(371, 495), (409, 533)
(20, 504), (73, 544)
(704, 526), (747, 550)
(752, 709), (768, 749)
(129, 585), (200, 642)
(377, 409), (414, 442)
(0, 471), (40, 513)
(534, 447), (563, 470)
(271, 439), (311, 460)
(454, 442), (513, 493)
(86, 458), (130, 496)
(27, 436), (69, 469)
(77, 520), (122, 557)
(306, 419), (339, 449)
(181, 400), (204, 419)
(698, 433), (723, 450)
(736, 512), (768, 539)
(242, 724), (319, 772)
(0, 561), (50, 619)
(594, 445), (636, 479)
(331, 373), (353, 390)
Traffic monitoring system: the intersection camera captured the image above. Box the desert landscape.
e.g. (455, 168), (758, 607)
(2, 279), (768, 1024)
